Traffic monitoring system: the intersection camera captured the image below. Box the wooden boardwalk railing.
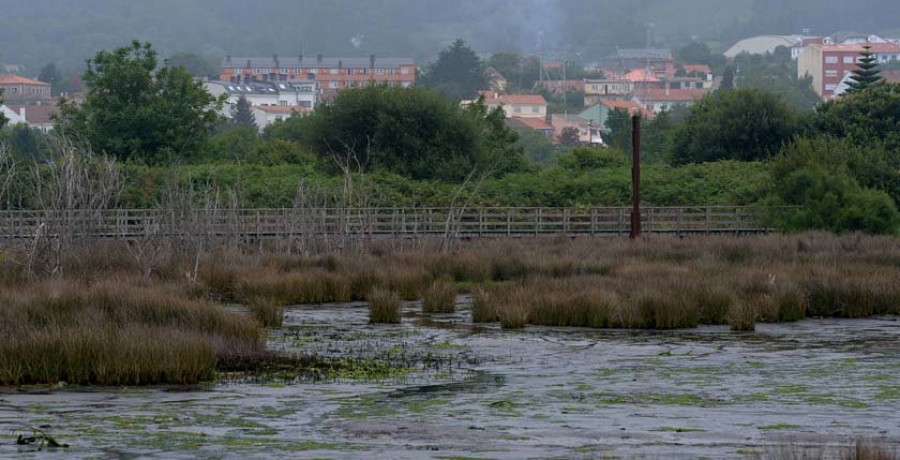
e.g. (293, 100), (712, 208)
(0, 206), (791, 240)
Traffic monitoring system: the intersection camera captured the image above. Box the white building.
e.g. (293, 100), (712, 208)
(0, 104), (56, 132)
(251, 105), (312, 130)
(204, 80), (318, 131)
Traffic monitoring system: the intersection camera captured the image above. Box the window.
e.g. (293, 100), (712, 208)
(299, 85), (312, 92)
(309, 69), (318, 74)
(300, 101), (312, 108)
(388, 69), (395, 75)
(401, 82), (411, 88)
(400, 67), (410, 75)
(376, 68), (385, 75)
(329, 81), (339, 89)
(253, 68), (261, 73)
(279, 101), (287, 106)
(330, 68), (338, 75)
(843, 56), (855, 64)
(825, 84), (837, 91)
(532, 105), (540, 114)
(825, 70), (838, 77)
(825, 56), (838, 64)
(513, 106), (522, 114)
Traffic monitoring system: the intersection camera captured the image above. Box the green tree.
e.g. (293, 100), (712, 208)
(169, 52), (220, 78)
(766, 138), (899, 234)
(559, 127), (581, 146)
(672, 89), (798, 164)
(0, 89), (7, 129)
(675, 42), (712, 65)
(423, 39), (487, 101)
(56, 41), (224, 163)
(845, 45), (883, 95)
(814, 84), (900, 204)
(231, 95), (257, 130)
(733, 51), (821, 111)
(604, 109), (633, 154)
(273, 85), (523, 181)
(558, 147), (626, 172)
(720, 65), (735, 91)
(38, 63), (62, 95)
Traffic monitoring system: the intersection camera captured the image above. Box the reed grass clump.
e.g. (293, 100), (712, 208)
(368, 289), (402, 324)
(249, 297), (284, 328)
(497, 293), (529, 330)
(421, 281), (458, 313)
(728, 297), (758, 332)
(471, 288), (498, 323)
(0, 278), (264, 386)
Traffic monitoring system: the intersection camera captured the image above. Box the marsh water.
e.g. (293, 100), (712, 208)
(2, 298), (899, 459)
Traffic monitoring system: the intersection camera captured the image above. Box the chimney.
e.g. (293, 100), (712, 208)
(338, 60), (343, 69)
(273, 54), (279, 68)
(370, 54), (376, 68)
(317, 54), (323, 63)
(299, 53), (303, 62)
(246, 60), (251, 69)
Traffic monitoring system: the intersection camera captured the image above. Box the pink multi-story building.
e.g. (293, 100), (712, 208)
(798, 43), (900, 98)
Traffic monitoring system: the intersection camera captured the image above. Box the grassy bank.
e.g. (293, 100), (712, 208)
(1, 233), (898, 385)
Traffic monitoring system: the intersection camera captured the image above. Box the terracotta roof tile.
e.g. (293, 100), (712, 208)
(0, 74), (50, 86)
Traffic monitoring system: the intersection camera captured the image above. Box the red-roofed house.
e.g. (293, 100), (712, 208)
(579, 100), (655, 134)
(479, 92), (548, 119)
(507, 117), (554, 137)
(0, 75), (51, 102)
(550, 114), (605, 146)
(1, 104), (58, 132)
(633, 88), (708, 114)
(681, 65), (712, 75)
(798, 42), (900, 98)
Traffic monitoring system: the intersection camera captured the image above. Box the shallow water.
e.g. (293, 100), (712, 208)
(3, 299), (899, 459)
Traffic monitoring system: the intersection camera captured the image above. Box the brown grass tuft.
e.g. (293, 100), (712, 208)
(368, 289), (402, 324)
(421, 281), (458, 314)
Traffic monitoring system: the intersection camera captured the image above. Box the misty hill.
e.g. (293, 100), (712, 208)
(2, 0), (899, 72)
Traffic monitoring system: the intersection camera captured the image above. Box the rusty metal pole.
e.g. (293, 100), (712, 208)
(630, 115), (642, 240)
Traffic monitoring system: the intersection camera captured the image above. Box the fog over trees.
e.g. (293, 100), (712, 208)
(3, 0), (900, 72)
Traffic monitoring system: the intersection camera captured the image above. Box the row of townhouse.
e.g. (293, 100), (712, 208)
(219, 55), (416, 93)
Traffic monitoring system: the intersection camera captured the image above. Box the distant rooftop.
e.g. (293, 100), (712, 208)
(0, 74), (50, 86)
(223, 56), (415, 69)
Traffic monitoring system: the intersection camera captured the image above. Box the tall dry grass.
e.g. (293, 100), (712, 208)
(368, 288), (402, 324)
(421, 281), (457, 314)
(0, 278), (263, 385)
(1, 233), (899, 386)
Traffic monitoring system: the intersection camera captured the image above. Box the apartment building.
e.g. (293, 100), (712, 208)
(798, 43), (900, 98)
(219, 55), (416, 94)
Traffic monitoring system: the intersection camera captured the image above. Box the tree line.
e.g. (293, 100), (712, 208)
(1, 40), (898, 234)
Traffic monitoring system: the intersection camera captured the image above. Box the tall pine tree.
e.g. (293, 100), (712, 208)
(231, 95), (257, 129)
(423, 39), (487, 101)
(845, 44), (883, 95)
(720, 65), (735, 91)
